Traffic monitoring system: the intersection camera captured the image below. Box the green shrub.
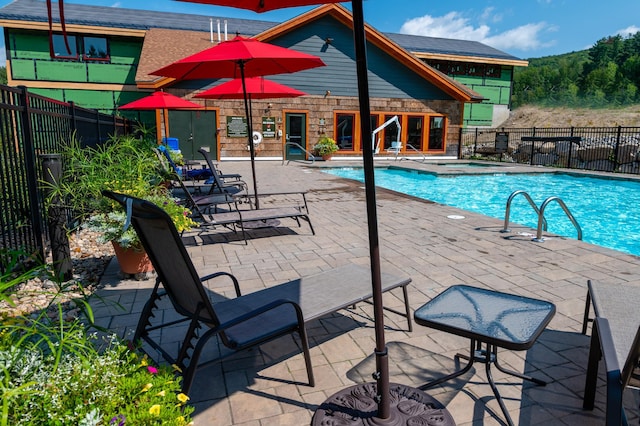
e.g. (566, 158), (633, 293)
(0, 254), (194, 425)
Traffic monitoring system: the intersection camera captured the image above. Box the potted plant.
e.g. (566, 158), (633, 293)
(47, 132), (195, 275)
(313, 136), (339, 160)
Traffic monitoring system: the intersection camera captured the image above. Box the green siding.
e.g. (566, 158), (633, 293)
(10, 32), (50, 59)
(109, 39), (141, 65)
(64, 89), (113, 110)
(88, 63), (136, 84)
(499, 87), (511, 104)
(475, 86), (501, 104)
(36, 61), (86, 82)
(11, 59), (36, 79)
(29, 88), (65, 101)
(465, 103), (494, 126)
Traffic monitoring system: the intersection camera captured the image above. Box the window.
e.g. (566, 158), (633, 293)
(83, 37), (109, 60)
(407, 116), (424, 151)
(51, 34), (78, 59)
(335, 113), (354, 150)
(428, 117), (445, 150)
(382, 115), (399, 151)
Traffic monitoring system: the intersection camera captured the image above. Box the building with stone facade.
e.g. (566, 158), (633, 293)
(0, 0), (527, 161)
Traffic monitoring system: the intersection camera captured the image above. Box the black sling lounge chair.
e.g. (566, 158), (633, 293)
(198, 148), (248, 196)
(102, 190), (413, 394)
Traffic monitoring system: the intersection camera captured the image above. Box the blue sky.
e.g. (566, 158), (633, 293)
(1, 0), (639, 66)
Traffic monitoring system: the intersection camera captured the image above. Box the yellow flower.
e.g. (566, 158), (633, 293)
(142, 383), (153, 392)
(156, 390), (166, 397)
(149, 404), (161, 416)
(177, 393), (190, 404)
(140, 355), (148, 367)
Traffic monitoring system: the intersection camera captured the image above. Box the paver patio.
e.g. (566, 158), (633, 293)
(92, 159), (640, 425)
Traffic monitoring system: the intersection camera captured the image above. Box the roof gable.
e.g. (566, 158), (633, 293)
(256, 4), (482, 102)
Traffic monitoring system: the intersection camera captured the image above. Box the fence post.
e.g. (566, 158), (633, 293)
(457, 126), (463, 159)
(18, 85), (46, 263)
(530, 127), (536, 166)
(614, 126), (622, 171)
(473, 127), (479, 154)
(69, 101), (78, 134)
(40, 154), (72, 280)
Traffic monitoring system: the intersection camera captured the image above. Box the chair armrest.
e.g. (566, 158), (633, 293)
(200, 271), (242, 297)
(596, 317), (621, 374)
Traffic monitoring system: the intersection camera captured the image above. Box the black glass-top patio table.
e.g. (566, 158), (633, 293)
(414, 285), (556, 426)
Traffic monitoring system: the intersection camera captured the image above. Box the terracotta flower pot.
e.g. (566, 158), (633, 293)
(111, 241), (154, 274)
(321, 154), (332, 161)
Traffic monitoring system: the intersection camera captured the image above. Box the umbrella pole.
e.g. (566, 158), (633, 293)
(352, 0), (389, 419)
(240, 62), (260, 209)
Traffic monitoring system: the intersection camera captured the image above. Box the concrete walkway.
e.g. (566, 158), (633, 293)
(93, 159), (640, 425)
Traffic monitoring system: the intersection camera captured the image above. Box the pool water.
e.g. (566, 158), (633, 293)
(324, 168), (640, 256)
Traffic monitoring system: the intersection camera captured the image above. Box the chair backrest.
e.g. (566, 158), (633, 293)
(153, 147), (210, 217)
(102, 190), (220, 326)
(198, 148), (225, 191)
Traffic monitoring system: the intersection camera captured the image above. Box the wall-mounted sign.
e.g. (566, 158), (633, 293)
(226, 116), (248, 137)
(262, 117), (276, 138)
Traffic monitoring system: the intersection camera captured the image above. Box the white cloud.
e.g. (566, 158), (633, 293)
(400, 11), (551, 52)
(110, 2), (121, 7)
(617, 25), (640, 37)
(400, 12), (491, 40)
(0, 45), (6, 68)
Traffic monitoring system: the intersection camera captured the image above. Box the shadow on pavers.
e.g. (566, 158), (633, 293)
(346, 341), (474, 407)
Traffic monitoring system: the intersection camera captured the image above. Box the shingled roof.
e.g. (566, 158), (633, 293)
(0, 0), (523, 63)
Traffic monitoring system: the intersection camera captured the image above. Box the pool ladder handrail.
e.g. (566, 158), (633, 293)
(282, 142), (315, 166)
(534, 196), (582, 242)
(502, 190), (547, 233)
(502, 190), (582, 242)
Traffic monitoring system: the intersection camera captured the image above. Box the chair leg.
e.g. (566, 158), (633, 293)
(605, 369), (624, 426)
(582, 281), (593, 335)
(298, 325), (315, 387)
(583, 321), (602, 410)
(402, 285), (412, 332)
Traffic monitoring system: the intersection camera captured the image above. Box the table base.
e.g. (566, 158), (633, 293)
(312, 382), (455, 425)
(420, 340), (546, 426)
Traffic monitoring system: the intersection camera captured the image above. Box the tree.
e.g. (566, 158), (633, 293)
(0, 66), (6, 85)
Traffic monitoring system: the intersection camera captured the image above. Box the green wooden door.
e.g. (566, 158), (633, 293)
(284, 113), (307, 161)
(168, 110), (218, 161)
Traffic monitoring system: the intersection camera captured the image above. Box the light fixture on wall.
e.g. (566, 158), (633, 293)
(324, 90), (331, 98)
(319, 118), (326, 133)
(324, 37), (334, 45)
(264, 102), (272, 113)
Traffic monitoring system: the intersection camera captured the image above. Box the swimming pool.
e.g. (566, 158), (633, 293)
(323, 167), (640, 256)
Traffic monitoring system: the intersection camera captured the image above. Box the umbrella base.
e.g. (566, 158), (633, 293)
(311, 382), (455, 425)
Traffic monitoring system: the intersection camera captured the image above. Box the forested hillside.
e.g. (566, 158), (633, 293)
(512, 32), (640, 108)
(0, 66), (6, 85)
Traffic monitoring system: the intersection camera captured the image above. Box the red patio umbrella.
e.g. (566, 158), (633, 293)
(118, 91), (202, 142)
(196, 77), (306, 151)
(151, 36), (324, 209)
(195, 76), (307, 100)
(118, 91), (203, 110)
(176, 1), (441, 425)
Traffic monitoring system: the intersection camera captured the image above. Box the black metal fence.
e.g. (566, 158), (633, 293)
(460, 126), (640, 174)
(0, 84), (132, 273)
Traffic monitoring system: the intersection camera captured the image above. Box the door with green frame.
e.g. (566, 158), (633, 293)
(167, 110), (218, 161)
(284, 112), (307, 161)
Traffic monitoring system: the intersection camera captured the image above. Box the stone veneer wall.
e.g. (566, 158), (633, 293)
(195, 94), (464, 158)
